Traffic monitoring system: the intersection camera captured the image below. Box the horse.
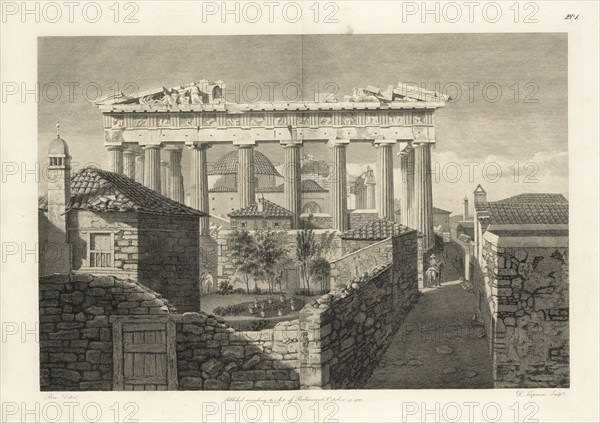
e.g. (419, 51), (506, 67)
(425, 261), (444, 288)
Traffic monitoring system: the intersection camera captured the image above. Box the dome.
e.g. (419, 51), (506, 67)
(208, 150), (282, 177)
(48, 136), (70, 155)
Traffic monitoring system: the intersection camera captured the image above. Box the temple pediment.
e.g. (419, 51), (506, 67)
(96, 80), (226, 106)
(97, 80), (448, 108)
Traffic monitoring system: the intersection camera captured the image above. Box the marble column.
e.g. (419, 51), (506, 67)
(375, 142), (395, 221)
(331, 140), (349, 231)
(143, 145), (161, 193)
(160, 161), (169, 197)
(282, 141), (302, 228)
(134, 153), (145, 184)
(413, 143), (434, 250)
(107, 146), (124, 174)
(365, 167), (376, 210)
(190, 143), (211, 235)
(167, 147), (184, 203)
(237, 144), (256, 208)
(400, 147), (415, 227)
(123, 148), (136, 179)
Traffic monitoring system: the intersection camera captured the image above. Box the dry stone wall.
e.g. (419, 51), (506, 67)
(39, 274), (172, 391)
(477, 239), (569, 388)
(329, 238), (393, 290)
(298, 230), (419, 389)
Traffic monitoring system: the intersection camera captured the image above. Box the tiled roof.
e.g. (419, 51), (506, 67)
(494, 193), (568, 204)
(208, 150), (282, 177)
(475, 192), (569, 226)
(209, 186), (236, 192)
(432, 206), (452, 215)
(341, 219), (413, 240)
(39, 167), (204, 217)
(228, 199), (293, 218)
(301, 179), (328, 193)
(256, 185), (284, 193)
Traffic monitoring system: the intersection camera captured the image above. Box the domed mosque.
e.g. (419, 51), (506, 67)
(208, 150), (331, 219)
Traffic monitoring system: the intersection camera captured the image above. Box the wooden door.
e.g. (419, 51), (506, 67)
(113, 319), (177, 391)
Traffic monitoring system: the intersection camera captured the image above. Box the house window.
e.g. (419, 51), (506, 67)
(89, 232), (114, 268)
(274, 222), (280, 227)
(241, 222), (246, 228)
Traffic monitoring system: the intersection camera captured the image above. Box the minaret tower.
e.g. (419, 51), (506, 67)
(46, 122), (72, 274)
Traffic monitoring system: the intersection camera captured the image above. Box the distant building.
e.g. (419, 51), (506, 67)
(432, 206), (451, 233)
(39, 134), (204, 312)
(228, 198), (294, 230)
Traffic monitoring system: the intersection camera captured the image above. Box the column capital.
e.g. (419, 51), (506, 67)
(164, 145), (183, 152)
(188, 142), (211, 150)
(233, 140), (256, 147)
(106, 145), (125, 152)
(327, 139), (350, 149)
(372, 139), (396, 146)
(142, 144), (162, 150)
(280, 140), (303, 147)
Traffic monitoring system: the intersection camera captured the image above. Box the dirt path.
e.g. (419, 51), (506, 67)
(364, 264), (494, 389)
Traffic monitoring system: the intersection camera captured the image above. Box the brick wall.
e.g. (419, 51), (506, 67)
(348, 210), (379, 229)
(40, 274), (172, 391)
(298, 230), (419, 389)
(475, 238), (569, 388)
(330, 238), (393, 290)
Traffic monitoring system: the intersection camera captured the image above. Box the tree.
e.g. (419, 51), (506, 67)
(255, 231), (289, 293)
(229, 230), (259, 294)
(296, 225), (317, 294)
(309, 257), (331, 293)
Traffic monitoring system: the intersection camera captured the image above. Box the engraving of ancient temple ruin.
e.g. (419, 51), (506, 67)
(39, 78), (568, 391)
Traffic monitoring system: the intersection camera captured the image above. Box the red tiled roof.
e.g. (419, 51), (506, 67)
(341, 219), (413, 240)
(432, 206), (452, 215)
(228, 199), (293, 218)
(40, 167), (204, 217)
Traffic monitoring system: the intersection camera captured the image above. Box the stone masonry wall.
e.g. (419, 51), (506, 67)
(40, 274), (172, 391)
(477, 238), (569, 388)
(176, 315), (300, 390)
(347, 210), (379, 229)
(137, 214), (200, 313)
(298, 230), (419, 389)
(329, 238), (393, 290)
(41, 273), (301, 391)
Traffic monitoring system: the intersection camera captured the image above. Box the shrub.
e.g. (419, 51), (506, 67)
(217, 280), (234, 295)
(232, 287), (246, 294)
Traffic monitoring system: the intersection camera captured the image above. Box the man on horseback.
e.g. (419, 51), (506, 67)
(426, 254), (444, 288)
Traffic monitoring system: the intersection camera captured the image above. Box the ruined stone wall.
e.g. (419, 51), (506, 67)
(348, 210), (379, 229)
(176, 315), (300, 390)
(137, 214), (200, 313)
(476, 238), (569, 388)
(298, 230), (419, 389)
(329, 238), (393, 290)
(39, 274), (172, 391)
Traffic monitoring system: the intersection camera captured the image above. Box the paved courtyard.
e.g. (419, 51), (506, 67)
(365, 262), (494, 389)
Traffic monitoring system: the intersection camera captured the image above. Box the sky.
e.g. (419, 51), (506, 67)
(37, 34), (568, 215)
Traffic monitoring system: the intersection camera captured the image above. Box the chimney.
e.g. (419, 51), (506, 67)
(463, 196), (469, 221)
(45, 122), (72, 274)
(257, 197), (264, 212)
(473, 184), (487, 205)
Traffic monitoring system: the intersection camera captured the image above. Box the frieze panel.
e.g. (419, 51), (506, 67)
(179, 113), (196, 127)
(249, 114), (266, 126)
(319, 113), (332, 126)
(273, 115), (286, 126)
(388, 111), (404, 125)
(132, 115), (148, 128)
(203, 114), (218, 127)
(226, 115), (241, 126)
(297, 113), (310, 126)
(157, 114), (171, 127)
(111, 115), (125, 128)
